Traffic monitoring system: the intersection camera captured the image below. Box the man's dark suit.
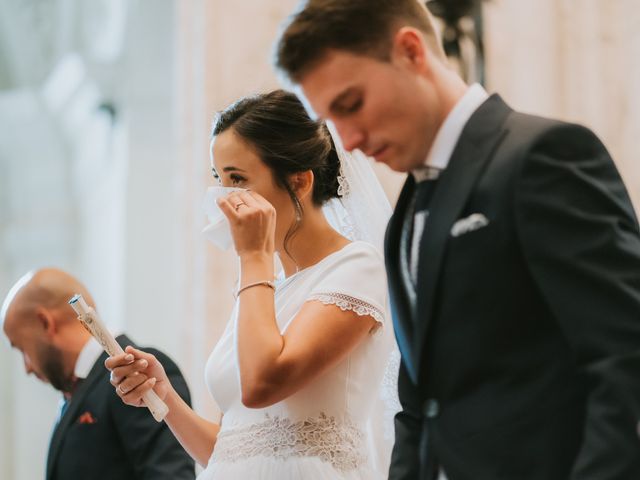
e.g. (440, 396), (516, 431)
(387, 95), (640, 480)
(46, 335), (195, 480)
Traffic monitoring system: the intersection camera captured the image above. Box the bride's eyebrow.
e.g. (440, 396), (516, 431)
(223, 166), (247, 173)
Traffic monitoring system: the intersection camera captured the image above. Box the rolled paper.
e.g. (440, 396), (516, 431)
(68, 294), (169, 422)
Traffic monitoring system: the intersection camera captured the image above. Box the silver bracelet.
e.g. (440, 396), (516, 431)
(235, 280), (276, 298)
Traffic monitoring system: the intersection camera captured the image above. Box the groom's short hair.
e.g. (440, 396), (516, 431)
(275, 0), (444, 83)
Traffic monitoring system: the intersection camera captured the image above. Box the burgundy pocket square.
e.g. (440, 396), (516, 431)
(77, 411), (98, 424)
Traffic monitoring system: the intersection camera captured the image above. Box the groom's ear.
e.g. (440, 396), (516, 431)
(392, 27), (430, 75)
(289, 171), (314, 201)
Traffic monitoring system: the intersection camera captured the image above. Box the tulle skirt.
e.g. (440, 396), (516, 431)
(197, 455), (383, 480)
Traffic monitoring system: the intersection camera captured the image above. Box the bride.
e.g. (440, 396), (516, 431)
(105, 90), (398, 479)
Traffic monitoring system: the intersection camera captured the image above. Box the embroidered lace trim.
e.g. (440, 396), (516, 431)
(380, 348), (402, 440)
(308, 292), (385, 325)
(212, 413), (366, 471)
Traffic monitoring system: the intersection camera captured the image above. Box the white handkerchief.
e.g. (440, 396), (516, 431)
(450, 213), (489, 237)
(201, 186), (246, 250)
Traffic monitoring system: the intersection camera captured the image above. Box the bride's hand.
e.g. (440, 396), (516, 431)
(105, 346), (172, 406)
(218, 190), (276, 257)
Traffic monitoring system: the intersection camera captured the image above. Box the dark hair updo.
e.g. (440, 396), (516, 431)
(210, 89), (342, 256)
(211, 89), (341, 206)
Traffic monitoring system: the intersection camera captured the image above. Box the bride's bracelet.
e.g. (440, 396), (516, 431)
(235, 280), (276, 298)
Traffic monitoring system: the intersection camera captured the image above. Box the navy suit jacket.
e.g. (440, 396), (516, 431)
(46, 335), (195, 480)
(387, 95), (640, 480)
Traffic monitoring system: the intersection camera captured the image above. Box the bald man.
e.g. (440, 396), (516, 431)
(1, 269), (195, 480)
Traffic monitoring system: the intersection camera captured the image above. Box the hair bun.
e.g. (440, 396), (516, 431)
(312, 124), (342, 203)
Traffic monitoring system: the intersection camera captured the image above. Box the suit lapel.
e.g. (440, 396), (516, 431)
(46, 353), (107, 479)
(410, 95), (513, 379)
(45, 334), (132, 479)
(385, 176), (419, 378)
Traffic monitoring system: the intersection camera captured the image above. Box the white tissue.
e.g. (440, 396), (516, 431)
(201, 186), (246, 250)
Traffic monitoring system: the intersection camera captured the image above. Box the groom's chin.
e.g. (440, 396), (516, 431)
(378, 153), (418, 174)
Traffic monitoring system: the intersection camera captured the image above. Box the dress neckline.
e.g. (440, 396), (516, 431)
(276, 241), (365, 288)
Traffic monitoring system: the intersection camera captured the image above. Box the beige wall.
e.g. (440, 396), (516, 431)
(484, 0), (640, 209)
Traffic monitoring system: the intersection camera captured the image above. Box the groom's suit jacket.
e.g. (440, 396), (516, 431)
(386, 95), (640, 480)
(46, 335), (195, 480)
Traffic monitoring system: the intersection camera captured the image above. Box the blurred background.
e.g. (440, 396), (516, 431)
(0, 0), (638, 478)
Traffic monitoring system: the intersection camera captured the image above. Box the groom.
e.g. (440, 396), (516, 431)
(275, 1), (640, 479)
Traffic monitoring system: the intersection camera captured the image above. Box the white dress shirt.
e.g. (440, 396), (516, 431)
(74, 336), (105, 379)
(409, 84), (489, 283)
(413, 83), (489, 180)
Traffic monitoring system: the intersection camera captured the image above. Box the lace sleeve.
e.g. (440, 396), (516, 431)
(307, 292), (385, 326)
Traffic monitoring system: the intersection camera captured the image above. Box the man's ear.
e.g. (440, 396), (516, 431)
(34, 307), (56, 337)
(289, 170), (314, 201)
(391, 27), (430, 75)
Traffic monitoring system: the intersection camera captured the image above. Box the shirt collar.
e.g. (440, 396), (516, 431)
(412, 83), (489, 182)
(74, 336), (106, 379)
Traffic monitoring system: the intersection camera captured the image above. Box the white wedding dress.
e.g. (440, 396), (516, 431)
(197, 241), (398, 479)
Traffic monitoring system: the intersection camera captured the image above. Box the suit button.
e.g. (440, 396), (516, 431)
(423, 399), (440, 418)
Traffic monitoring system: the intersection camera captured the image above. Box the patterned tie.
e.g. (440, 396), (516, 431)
(407, 177), (439, 285)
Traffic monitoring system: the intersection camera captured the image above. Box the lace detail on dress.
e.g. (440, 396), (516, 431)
(308, 292), (385, 325)
(212, 413), (366, 472)
(380, 348), (402, 440)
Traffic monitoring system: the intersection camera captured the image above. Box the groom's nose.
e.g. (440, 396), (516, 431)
(334, 121), (366, 152)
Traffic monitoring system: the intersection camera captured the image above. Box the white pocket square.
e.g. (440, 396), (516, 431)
(451, 213), (490, 237)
